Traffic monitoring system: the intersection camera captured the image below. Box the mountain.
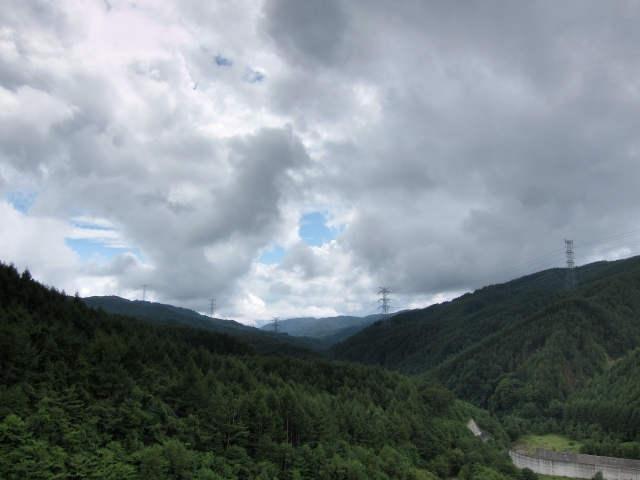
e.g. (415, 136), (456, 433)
(85, 297), (385, 350)
(260, 313), (391, 342)
(83, 295), (325, 356)
(84, 295), (252, 333)
(330, 256), (640, 422)
(0, 261), (521, 479)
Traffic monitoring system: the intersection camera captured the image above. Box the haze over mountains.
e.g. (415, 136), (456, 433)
(259, 313), (399, 344)
(82, 295), (385, 351)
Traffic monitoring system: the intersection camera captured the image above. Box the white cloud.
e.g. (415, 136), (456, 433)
(2, 0), (640, 322)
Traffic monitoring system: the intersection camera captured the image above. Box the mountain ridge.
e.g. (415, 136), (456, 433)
(0, 260), (520, 479)
(330, 256), (640, 421)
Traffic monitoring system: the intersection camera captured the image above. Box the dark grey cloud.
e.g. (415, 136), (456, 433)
(262, 0), (347, 66)
(308, 0), (640, 293)
(191, 127), (308, 245)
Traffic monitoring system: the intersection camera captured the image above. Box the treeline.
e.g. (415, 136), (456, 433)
(541, 346), (640, 458)
(82, 295), (327, 355)
(329, 256), (640, 461)
(441, 265), (640, 450)
(0, 262), (525, 479)
(330, 259), (621, 375)
(580, 440), (640, 460)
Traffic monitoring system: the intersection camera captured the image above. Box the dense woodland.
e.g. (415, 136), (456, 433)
(332, 256), (640, 459)
(0, 261), (524, 479)
(6, 254), (640, 478)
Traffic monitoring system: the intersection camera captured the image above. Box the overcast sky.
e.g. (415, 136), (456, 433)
(2, 0), (640, 324)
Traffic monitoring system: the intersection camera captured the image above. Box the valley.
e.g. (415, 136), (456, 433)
(3, 256), (640, 478)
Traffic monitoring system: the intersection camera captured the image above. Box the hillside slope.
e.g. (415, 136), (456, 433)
(84, 295), (252, 333)
(331, 257), (640, 417)
(0, 261), (522, 479)
(563, 346), (640, 440)
(84, 295), (325, 355)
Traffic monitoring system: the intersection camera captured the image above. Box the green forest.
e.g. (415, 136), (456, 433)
(0, 261), (523, 479)
(332, 256), (640, 460)
(5, 255), (640, 478)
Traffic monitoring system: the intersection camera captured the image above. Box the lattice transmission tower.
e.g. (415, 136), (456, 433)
(378, 287), (392, 328)
(142, 284), (147, 302)
(565, 239), (578, 291)
(271, 317), (279, 333)
(209, 298), (216, 317)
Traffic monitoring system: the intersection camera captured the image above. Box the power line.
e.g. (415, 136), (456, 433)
(395, 234), (640, 297)
(387, 248), (640, 314)
(390, 269), (566, 311)
(574, 239), (640, 259)
(575, 228), (640, 248)
(385, 259), (569, 312)
(386, 237), (640, 314)
(397, 249), (565, 295)
(466, 249), (565, 283)
(359, 231), (640, 314)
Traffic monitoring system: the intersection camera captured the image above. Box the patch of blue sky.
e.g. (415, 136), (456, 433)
(8, 191), (37, 214)
(245, 70), (265, 83)
(299, 212), (338, 247)
(258, 245), (286, 265)
(214, 54), (233, 67)
(70, 218), (115, 231)
(65, 238), (146, 264)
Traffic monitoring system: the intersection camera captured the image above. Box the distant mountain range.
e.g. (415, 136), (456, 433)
(83, 296), (252, 335)
(82, 296), (323, 356)
(259, 313), (400, 344)
(82, 296), (389, 350)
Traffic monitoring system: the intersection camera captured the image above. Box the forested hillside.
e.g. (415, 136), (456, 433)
(0, 261), (526, 479)
(83, 296), (252, 334)
(556, 345), (640, 459)
(84, 295), (325, 356)
(331, 257), (640, 423)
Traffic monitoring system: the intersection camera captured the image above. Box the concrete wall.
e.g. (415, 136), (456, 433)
(466, 419), (491, 443)
(510, 449), (640, 480)
(535, 449), (640, 470)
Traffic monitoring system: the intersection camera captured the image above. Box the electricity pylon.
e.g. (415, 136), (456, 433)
(565, 239), (578, 291)
(378, 287), (391, 327)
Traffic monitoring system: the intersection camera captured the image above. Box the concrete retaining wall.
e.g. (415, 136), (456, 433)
(510, 449), (640, 480)
(466, 419), (491, 443)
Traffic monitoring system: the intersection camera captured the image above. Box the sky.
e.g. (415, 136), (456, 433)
(2, 0), (640, 324)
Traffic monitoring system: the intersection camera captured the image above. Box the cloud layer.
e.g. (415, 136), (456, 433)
(2, 0), (640, 322)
